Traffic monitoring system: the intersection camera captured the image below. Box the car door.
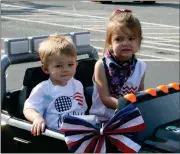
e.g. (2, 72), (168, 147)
(1, 111), (68, 153)
(1, 111), (35, 152)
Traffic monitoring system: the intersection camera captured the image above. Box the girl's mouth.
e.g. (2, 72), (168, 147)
(121, 49), (131, 52)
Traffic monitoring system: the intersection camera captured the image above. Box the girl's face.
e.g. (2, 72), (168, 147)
(42, 53), (78, 86)
(110, 27), (139, 61)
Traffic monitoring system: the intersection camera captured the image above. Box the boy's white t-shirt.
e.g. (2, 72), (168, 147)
(24, 78), (87, 131)
(89, 60), (146, 121)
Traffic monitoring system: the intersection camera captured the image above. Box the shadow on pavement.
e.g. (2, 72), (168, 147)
(2, 0), (65, 16)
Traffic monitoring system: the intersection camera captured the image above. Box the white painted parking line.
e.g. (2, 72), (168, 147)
(74, 25), (107, 27)
(2, 4), (107, 19)
(1, 50), (5, 54)
(138, 59), (179, 61)
(3, 15), (53, 17)
(143, 41), (178, 48)
(142, 27), (179, 29)
(142, 45), (178, 52)
(81, 1), (91, 2)
(145, 36), (179, 43)
(92, 39), (179, 48)
(2, 16), (105, 33)
(2, 16), (179, 56)
(98, 52), (179, 61)
(2, 3), (179, 62)
(155, 36), (179, 38)
(91, 39), (179, 52)
(70, 20), (106, 22)
(94, 46), (178, 61)
(151, 40), (179, 43)
(141, 22), (179, 29)
(81, 1), (96, 3)
(2, 3), (180, 29)
(144, 33), (179, 35)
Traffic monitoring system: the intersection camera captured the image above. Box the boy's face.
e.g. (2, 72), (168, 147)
(42, 53), (78, 86)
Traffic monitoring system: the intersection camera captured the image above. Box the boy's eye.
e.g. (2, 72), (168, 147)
(68, 63), (74, 67)
(56, 65), (63, 68)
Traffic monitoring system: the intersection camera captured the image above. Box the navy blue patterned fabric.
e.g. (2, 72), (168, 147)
(54, 96), (72, 112)
(102, 50), (137, 98)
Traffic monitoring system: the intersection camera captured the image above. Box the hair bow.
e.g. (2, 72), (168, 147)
(61, 103), (146, 153)
(115, 9), (132, 13)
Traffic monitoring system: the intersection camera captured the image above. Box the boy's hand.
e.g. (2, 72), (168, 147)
(31, 114), (46, 136)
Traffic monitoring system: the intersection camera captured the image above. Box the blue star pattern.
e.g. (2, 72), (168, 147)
(55, 96), (72, 113)
(54, 96), (73, 128)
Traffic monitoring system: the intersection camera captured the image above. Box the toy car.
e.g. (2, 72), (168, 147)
(92, 1), (156, 4)
(1, 31), (179, 153)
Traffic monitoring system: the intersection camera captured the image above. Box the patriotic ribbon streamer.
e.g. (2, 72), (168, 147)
(61, 103), (146, 153)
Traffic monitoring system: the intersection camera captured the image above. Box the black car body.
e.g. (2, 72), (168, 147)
(1, 31), (180, 153)
(93, 1), (156, 4)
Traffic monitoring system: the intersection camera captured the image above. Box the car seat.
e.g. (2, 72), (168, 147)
(17, 58), (97, 118)
(75, 58), (97, 113)
(17, 67), (49, 118)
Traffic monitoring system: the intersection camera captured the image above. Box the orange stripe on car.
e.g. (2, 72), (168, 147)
(168, 82), (179, 90)
(144, 88), (157, 96)
(124, 93), (136, 103)
(157, 85), (169, 93)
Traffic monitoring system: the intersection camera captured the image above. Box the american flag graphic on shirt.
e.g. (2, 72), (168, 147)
(73, 92), (84, 107)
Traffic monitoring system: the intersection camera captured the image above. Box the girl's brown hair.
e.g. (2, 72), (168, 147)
(104, 10), (142, 54)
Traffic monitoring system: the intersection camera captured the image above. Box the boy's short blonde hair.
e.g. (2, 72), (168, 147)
(38, 36), (76, 66)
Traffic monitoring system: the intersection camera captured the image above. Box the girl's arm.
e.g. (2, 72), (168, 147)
(138, 73), (145, 91)
(94, 60), (118, 110)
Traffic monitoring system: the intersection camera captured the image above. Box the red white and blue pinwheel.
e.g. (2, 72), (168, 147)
(61, 103), (146, 153)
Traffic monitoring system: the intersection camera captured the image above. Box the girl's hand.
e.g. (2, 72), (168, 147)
(31, 114), (46, 136)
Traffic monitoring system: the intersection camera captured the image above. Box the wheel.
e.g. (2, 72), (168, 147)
(143, 1), (156, 4)
(92, 1), (112, 4)
(133, 1), (156, 4)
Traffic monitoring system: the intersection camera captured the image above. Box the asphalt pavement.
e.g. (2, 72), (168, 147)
(1, 0), (180, 90)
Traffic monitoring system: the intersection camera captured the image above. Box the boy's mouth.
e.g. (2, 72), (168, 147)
(61, 74), (71, 78)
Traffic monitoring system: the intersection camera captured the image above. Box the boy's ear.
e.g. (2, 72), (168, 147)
(76, 62), (78, 67)
(41, 64), (49, 74)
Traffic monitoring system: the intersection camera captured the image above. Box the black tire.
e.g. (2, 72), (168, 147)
(143, 1), (156, 4)
(92, 1), (112, 4)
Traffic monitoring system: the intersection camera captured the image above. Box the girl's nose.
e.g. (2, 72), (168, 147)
(122, 40), (129, 45)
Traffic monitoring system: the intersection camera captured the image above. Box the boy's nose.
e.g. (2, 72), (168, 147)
(62, 66), (69, 72)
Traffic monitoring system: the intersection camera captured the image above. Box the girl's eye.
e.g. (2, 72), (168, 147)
(115, 37), (123, 41)
(129, 37), (135, 41)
